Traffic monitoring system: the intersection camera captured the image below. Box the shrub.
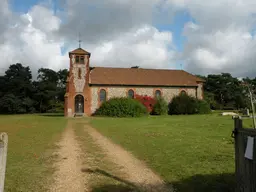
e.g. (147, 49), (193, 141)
(93, 97), (147, 117)
(151, 97), (168, 115)
(47, 102), (64, 113)
(168, 94), (211, 115)
(168, 94), (199, 115)
(134, 94), (156, 113)
(197, 99), (211, 114)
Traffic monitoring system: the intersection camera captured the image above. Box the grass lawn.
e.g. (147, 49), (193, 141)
(0, 114), (66, 192)
(90, 114), (254, 192)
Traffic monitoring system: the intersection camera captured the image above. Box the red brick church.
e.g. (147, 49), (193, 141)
(64, 47), (204, 117)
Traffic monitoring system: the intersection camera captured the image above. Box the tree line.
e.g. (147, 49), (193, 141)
(0, 63), (68, 114)
(0, 63), (255, 114)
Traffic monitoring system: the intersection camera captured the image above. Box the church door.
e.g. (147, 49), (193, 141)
(74, 94), (84, 114)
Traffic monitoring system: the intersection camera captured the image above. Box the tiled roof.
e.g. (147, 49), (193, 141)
(89, 67), (204, 86)
(69, 48), (91, 56)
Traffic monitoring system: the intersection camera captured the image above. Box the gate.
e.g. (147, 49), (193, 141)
(232, 116), (256, 192)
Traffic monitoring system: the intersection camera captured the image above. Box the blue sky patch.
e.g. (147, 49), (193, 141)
(155, 10), (194, 52)
(10, 0), (58, 14)
(10, 0), (42, 13)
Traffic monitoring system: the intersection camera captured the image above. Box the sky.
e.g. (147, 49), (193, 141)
(1, 0), (256, 78)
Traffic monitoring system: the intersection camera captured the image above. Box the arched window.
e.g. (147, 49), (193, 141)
(180, 90), (187, 96)
(155, 90), (161, 98)
(128, 89), (134, 99)
(99, 89), (106, 102)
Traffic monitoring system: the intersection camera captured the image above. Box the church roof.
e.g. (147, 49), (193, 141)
(69, 48), (91, 57)
(89, 67), (204, 87)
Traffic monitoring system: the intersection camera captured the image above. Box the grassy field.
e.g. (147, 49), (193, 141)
(1, 113), (253, 192)
(90, 114), (254, 192)
(0, 114), (66, 192)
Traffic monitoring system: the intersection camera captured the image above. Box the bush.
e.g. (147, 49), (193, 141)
(93, 97), (147, 117)
(168, 94), (198, 115)
(168, 94), (211, 115)
(151, 97), (168, 115)
(134, 94), (156, 113)
(47, 102), (64, 113)
(197, 100), (211, 114)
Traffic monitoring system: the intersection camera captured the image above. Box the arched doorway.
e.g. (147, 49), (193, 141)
(74, 94), (84, 114)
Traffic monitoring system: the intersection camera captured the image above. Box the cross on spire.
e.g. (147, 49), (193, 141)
(78, 32), (82, 48)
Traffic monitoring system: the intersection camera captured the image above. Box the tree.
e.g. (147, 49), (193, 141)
(0, 94), (22, 114)
(0, 63), (34, 113)
(35, 68), (67, 112)
(57, 69), (68, 102)
(0, 63), (68, 114)
(204, 73), (247, 110)
(4, 63), (33, 97)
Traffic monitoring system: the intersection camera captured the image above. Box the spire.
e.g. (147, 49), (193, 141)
(78, 32), (82, 48)
(180, 63), (183, 70)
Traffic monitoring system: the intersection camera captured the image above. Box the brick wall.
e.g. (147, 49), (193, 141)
(90, 86), (199, 114)
(65, 54), (91, 117)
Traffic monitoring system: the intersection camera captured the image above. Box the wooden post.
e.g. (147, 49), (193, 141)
(233, 116), (256, 192)
(0, 133), (8, 192)
(233, 116), (243, 192)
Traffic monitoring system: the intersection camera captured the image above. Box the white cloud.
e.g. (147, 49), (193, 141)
(57, 0), (163, 44)
(183, 22), (256, 76)
(0, 4), (67, 78)
(29, 5), (61, 33)
(1, 0), (256, 78)
(0, 1), (175, 78)
(191, 48), (228, 70)
(165, 0), (256, 77)
(86, 25), (175, 69)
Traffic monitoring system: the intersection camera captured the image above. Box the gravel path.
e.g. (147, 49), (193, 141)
(85, 124), (173, 192)
(50, 120), (88, 192)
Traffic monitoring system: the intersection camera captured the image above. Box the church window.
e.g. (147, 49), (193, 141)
(75, 56), (79, 63)
(155, 90), (161, 98)
(99, 89), (106, 102)
(80, 56), (84, 64)
(128, 89), (134, 99)
(180, 90), (187, 96)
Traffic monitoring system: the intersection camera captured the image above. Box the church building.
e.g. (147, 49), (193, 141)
(64, 47), (204, 117)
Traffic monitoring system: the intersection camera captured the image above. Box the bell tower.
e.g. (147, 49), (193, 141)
(64, 47), (91, 117)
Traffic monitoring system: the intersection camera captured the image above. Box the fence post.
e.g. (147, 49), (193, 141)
(233, 116), (243, 192)
(0, 133), (8, 192)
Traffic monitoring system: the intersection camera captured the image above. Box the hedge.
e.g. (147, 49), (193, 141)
(93, 97), (147, 117)
(168, 94), (211, 115)
(151, 97), (168, 115)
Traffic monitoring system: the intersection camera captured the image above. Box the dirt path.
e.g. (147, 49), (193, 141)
(85, 124), (173, 192)
(50, 120), (88, 192)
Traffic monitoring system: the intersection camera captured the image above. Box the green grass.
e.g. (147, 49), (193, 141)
(0, 114), (66, 192)
(90, 114), (254, 192)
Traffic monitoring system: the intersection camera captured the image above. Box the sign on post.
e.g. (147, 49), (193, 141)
(0, 133), (8, 192)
